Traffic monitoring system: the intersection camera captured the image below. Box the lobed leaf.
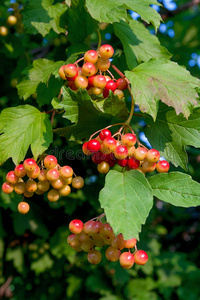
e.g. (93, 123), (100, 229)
(148, 172), (200, 207)
(125, 58), (200, 120)
(86, 0), (162, 30)
(114, 19), (171, 70)
(145, 104), (200, 169)
(0, 105), (53, 165)
(99, 170), (153, 240)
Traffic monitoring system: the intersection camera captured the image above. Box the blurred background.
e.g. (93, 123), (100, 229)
(0, 0), (200, 299)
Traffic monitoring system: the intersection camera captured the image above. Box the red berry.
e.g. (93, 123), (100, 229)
(64, 64), (77, 77)
(119, 252), (135, 269)
(124, 238), (137, 248)
(102, 137), (117, 153)
(60, 166), (73, 179)
(46, 169), (60, 181)
(134, 147), (148, 161)
(87, 139), (101, 153)
(88, 75), (96, 87)
(26, 165), (40, 179)
(44, 155), (57, 169)
(114, 145), (128, 160)
(82, 62), (96, 76)
(23, 158), (37, 171)
(6, 171), (19, 184)
(75, 76), (88, 89)
(103, 89), (109, 98)
(82, 142), (93, 155)
(84, 50), (98, 64)
(156, 160), (170, 173)
(105, 80), (117, 92)
(58, 65), (66, 80)
(2, 182), (14, 194)
(92, 152), (106, 164)
(99, 44), (114, 59)
(134, 250), (148, 265)
(117, 158), (128, 167)
(128, 157), (140, 169)
(96, 58), (110, 71)
(69, 219), (84, 234)
(66, 70), (78, 81)
(116, 78), (128, 90)
(142, 161), (156, 172)
(93, 75), (106, 89)
(99, 129), (112, 141)
(14, 164), (27, 178)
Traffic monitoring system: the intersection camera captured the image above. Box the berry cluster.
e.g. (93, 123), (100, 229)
(2, 155), (84, 214)
(82, 128), (170, 174)
(67, 219), (148, 268)
(58, 44), (128, 99)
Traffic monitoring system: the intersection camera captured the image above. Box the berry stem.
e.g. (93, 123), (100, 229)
(124, 84), (135, 125)
(96, 29), (102, 51)
(89, 212), (105, 222)
(74, 57), (84, 66)
(106, 69), (115, 80)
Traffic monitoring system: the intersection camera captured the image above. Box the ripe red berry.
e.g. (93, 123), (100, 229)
(44, 155), (57, 169)
(82, 142), (93, 155)
(88, 75), (96, 87)
(84, 50), (98, 64)
(82, 62), (96, 76)
(2, 182), (14, 194)
(124, 238), (137, 248)
(92, 152), (106, 164)
(156, 160), (170, 173)
(119, 252), (135, 269)
(117, 158), (128, 167)
(87, 139), (101, 153)
(14, 164), (27, 178)
(27, 165), (40, 179)
(6, 171), (19, 184)
(99, 44), (114, 59)
(23, 158), (37, 171)
(93, 75), (106, 89)
(64, 64), (77, 77)
(102, 137), (117, 153)
(116, 78), (128, 90)
(114, 145), (128, 160)
(105, 80), (117, 92)
(46, 169), (60, 181)
(75, 75), (88, 89)
(66, 70), (78, 81)
(134, 250), (148, 265)
(128, 157), (140, 169)
(99, 129), (112, 141)
(134, 147), (148, 161)
(69, 219), (84, 234)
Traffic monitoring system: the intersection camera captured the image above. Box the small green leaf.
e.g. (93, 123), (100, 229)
(86, 0), (162, 29)
(0, 105), (53, 164)
(52, 87), (78, 124)
(145, 105), (200, 169)
(125, 58), (200, 120)
(148, 172), (200, 207)
(114, 19), (171, 69)
(30, 253), (54, 275)
(103, 93), (129, 119)
(6, 247), (24, 273)
(99, 170), (153, 240)
(22, 0), (68, 36)
(54, 89), (126, 140)
(17, 59), (64, 100)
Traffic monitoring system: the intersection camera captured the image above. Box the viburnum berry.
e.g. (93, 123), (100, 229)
(99, 44), (114, 59)
(82, 142), (93, 155)
(97, 161), (110, 174)
(69, 219), (84, 234)
(87, 139), (101, 153)
(64, 64), (77, 77)
(87, 249), (102, 264)
(99, 129), (112, 141)
(128, 157), (140, 169)
(146, 149), (160, 163)
(58, 65), (66, 80)
(117, 158), (128, 167)
(142, 161), (156, 173)
(68, 81), (77, 90)
(37, 180), (50, 192)
(105, 246), (121, 262)
(72, 176), (84, 189)
(81, 239), (94, 252)
(88, 75), (96, 87)
(127, 146), (136, 157)
(67, 234), (80, 248)
(124, 238), (137, 248)
(82, 62), (96, 76)
(119, 252), (135, 269)
(60, 166), (73, 179)
(111, 233), (125, 250)
(84, 50), (99, 64)
(2, 182), (14, 194)
(7, 15), (17, 26)
(96, 58), (110, 71)
(114, 89), (124, 99)
(116, 78), (128, 90)
(134, 250), (148, 265)
(75, 75), (88, 89)
(26, 180), (38, 193)
(44, 155), (57, 169)
(38, 169), (47, 181)
(92, 152), (106, 164)
(59, 184), (71, 196)
(102, 137), (117, 153)
(156, 160), (170, 173)
(14, 164), (27, 178)
(46, 169), (60, 181)
(105, 80), (117, 92)
(26, 165), (40, 179)
(121, 133), (137, 147)
(66, 70), (78, 81)
(93, 75), (106, 89)
(23, 158), (37, 171)
(134, 147), (148, 161)
(51, 177), (65, 189)
(47, 189), (60, 202)
(6, 171), (19, 184)
(14, 182), (26, 194)
(23, 190), (34, 198)
(18, 202), (30, 214)
(114, 145), (128, 160)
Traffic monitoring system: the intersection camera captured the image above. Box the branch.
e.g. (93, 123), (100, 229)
(161, 0), (200, 20)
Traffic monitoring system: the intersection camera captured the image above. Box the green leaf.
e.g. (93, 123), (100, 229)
(145, 105), (200, 169)
(0, 105), (53, 164)
(67, 0), (98, 43)
(125, 58), (200, 120)
(99, 170), (153, 240)
(22, 0), (68, 37)
(6, 247), (24, 273)
(86, 0), (162, 29)
(17, 59), (64, 100)
(37, 76), (63, 107)
(54, 89), (126, 140)
(103, 93), (129, 119)
(114, 19), (171, 69)
(30, 253), (54, 275)
(52, 87), (79, 124)
(148, 172), (200, 207)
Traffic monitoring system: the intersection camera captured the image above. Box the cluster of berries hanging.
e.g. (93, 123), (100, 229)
(82, 127), (170, 174)
(67, 218), (148, 268)
(2, 155), (84, 214)
(58, 44), (128, 99)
